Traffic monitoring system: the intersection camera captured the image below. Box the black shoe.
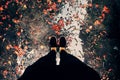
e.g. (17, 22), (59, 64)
(49, 36), (57, 47)
(59, 36), (66, 47)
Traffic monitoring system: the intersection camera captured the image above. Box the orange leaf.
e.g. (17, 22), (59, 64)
(58, 0), (62, 3)
(101, 13), (105, 18)
(0, 6), (4, 11)
(51, 2), (57, 11)
(43, 9), (48, 15)
(17, 32), (21, 36)
(14, 46), (25, 57)
(3, 70), (8, 78)
(52, 24), (61, 31)
(94, 20), (101, 25)
(2, 16), (7, 20)
(58, 19), (64, 27)
(16, 0), (19, 3)
(6, 45), (10, 50)
(55, 31), (60, 35)
(102, 6), (110, 14)
(14, 45), (19, 50)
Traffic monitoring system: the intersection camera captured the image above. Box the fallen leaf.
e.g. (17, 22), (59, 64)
(94, 20), (101, 25)
(3, 70), (8, 78)
(51, 2), (57, 11)
(95, 4), (99, 8)
(13, 19), (20, 23)
(58, 0), (62, 3)
(6, 45), (11, 50)
(2, 16), (7, 20)
(17, 32), (21, 36)
(43, 9), (48, 15)
(52, 24), (61, 31)
(23, 4), (27, 9)
(102, 6), (110, 14)
(0, 22), (3, 25)
(58, 19), (64, 27)
(86, 29), (90, 33)
(0, 6), (4, 11)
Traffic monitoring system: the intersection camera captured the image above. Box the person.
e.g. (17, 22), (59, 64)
(18, 36), (101, 80)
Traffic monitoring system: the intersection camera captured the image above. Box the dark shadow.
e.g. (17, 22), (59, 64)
(18, 50), (56, 80)
(59, 50), (100, 80)
(18, 50), (100, 80)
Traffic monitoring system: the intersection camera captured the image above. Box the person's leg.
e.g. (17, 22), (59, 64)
(18, 37), (57, 80)
(32, 36), (57, 66)
(58, 37), (101, 80)
(58, 36), (72, 65)
(49, 36), (57, 51)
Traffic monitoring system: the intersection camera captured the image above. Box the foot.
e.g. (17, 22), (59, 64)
(59, 36), (66, 51)
(49, 36), (57, 51)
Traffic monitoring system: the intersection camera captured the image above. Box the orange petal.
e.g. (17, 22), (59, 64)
(88, 3), (92, 7)
(43, 9), (48, 15)
(13, 19), (20, 23)
(95, 4), (99, 8)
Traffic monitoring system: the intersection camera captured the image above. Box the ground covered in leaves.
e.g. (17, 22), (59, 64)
(0, 0), (120, 80)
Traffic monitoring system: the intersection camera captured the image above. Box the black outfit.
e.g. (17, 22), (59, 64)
(59, 50), (100, 80)
(18, 50), (100, 80)
(18, 50), (56, 80)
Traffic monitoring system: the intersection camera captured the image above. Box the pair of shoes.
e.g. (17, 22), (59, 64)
(49, 36), (66, 50)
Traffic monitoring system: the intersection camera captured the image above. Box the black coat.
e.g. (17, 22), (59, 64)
(18, 50), (100, 80)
